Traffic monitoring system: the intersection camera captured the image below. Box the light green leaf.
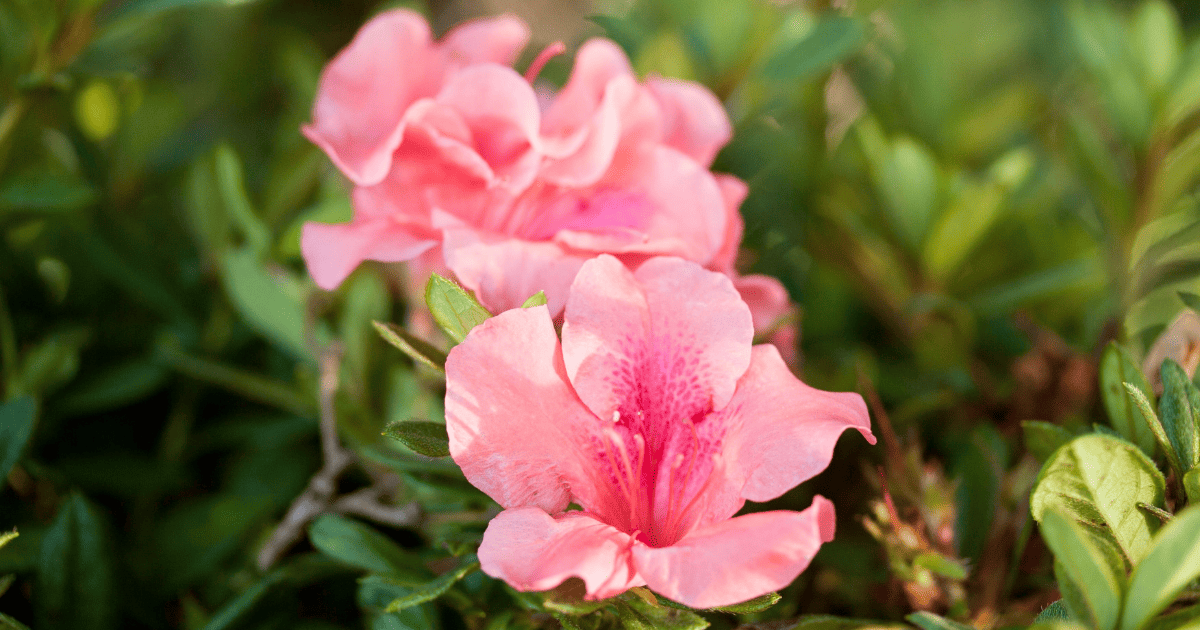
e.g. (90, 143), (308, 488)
(1124, 384), (1185, 478)
(1157, 359), (1200, 470)
(213, 144), (270, 256)
(0, 530), (15, 550)
(709, 591), (781, 614)
(875, 136), (939, 253)
(764, 15), (865, 81)
(1099, 343), (1158, 456)
(221, 246), (326, 363)
(382, 420), (450, 458)
(1185, 468), (1200, 504)
(373, 321), (446, 373)
(307, 514), (429, 580)
(521, 291), (548, 309)
(905, 611), (974, 630)
(922, 179), (1005, 282)
(1145, 603), (1200, 630)
(425, 274), (491, 344)
(1029, 434), (1165, 564)
(1040, 510), (1125, 630)
(37, 494), (114, 630)
(1023, 421), (1075, 464)
(1120, 505), (1200, 630)
(0, 395), (35, 490)
(384, 556), (479, 612)
(1130, 0), (1181, 94)
(912, 552), (968, 580)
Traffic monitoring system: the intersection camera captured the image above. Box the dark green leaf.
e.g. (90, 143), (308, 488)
(784, 617), (907, 629)
(383, 420), (450, 458)
(709, 591), (780, 614)
(1100, 343), (1158, 456)
(307, 514), (429, 580)
(0, 613), (30, 630)
(1120, 505), (1200, 630)
(1145, 603), (1200, 630)
(424, 274), (491, 344)
(373, 321), (446, 373)
(1029, 434), (1165, 564)
(220, 246), (327, 363)
(905, 611), (975, 630)
(1158, 360), (1200, 470)
(1179, 292), (1200, 313)
(542, 578), (610, 615)
(1023, 420), (1075, 463)
(1034, 600), (1073, 623)
(1039, 510), (1124, 630)
(1125, 384), (1184, 478)
(764, 16), (865, 81)
(615, 592), (709, 630)
(37, 494), (114, 630)
(384, 556), (479, 612)
(0, 171), (95, 213)
(0, 395), (35, 490)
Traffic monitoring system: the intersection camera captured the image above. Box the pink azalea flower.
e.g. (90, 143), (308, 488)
(300, 10), (747, 316)
(445, 255), (874, 608)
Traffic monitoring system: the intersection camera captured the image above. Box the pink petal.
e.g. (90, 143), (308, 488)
(631, 498), (836, 609)
(646, 78), (733, 167)
(438, 14), (530, 68)
(478, 507), (643, 599)
(542, 39), (635, 138)
(719, 345), (874, 504)
(302, 9), (436, 186)
(708, 174), (749, 274)
(300, 219), (437, 290)
(561, 255), (753, 424)
(444, 305), (602, 512)
(734, 274), (792, 333)
(441, 229), (588, 314)
(537, 77), (631, 188)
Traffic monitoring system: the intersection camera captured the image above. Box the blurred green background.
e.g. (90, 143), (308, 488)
(2, 0), (1200, 628)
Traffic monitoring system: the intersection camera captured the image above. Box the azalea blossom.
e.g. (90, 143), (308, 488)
(300, 9), (793, 333)
(445, 255), (874, 608)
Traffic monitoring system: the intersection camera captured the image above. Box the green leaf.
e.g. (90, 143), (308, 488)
(0, 613), (31, 630)
(905, 611), (975, 630)
(615, 592), (709, 630)
(1130, 0), (1182, 94)
(764, 16), (865, 81)
(0, 395), (35, 490)
(1029, 434), (1165, 564)
(424, 274), (491, 344)
(1035, 600), (1073, 623)
(0, 171), (96, 214)
(384, 556), (479, 612)
(1023, 421), (1076, 463)
(1099, 343), (1158, 457)
(307, 514), (429, 580)
(1157, 360), (1200, 470)
(1124, 384), (1185, 478)
(0, 530), (15, 550)
(912, 552), (968, 580)
(922, 179), (1006, 282)
(1138, 503), (1173, 524)
(1120, 505), (1200, 630)
(220, 246), (326, 363)
(521, 291), (548, 309)
(541, 578), (610, 615)
(1145, 603), (1200, 630)
(708, 591), (781, 614)
(1040, 510), (1125, 630)
(37, 493), (114, 630)
(373, 321), (446, 373)
(874, 136), (939, 253)
(1185, 468), (1200, 504)
(383, 420), (450, 458)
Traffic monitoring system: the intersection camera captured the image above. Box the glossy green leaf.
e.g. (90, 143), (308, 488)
(1023, 421), (1076, 463)
(1120, 505), (1200, 630)
(1029, 434), (1165, 564)
(425, 274), (491, 344)
(1124, 384), (1185, 478)
(764, 15), (865, 81)
(37, 494), (114, 630)
(373, 321), (446, 373)
(1157, 359), (1200, 470)
(905, 611), (974, 630)
(384, 556), (479, 612)
(1035, 600), (1073, 623)
(0, 395), (35, 490)
(1100, 343), (1157, 456)
(307, 514), (429, 580)
(1040, 510), (1124, 630)
(383, 420), (450, 458)
(709, 591), (781, 614)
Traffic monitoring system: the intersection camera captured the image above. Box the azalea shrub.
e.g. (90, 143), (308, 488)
(3, 0), (1200, 629)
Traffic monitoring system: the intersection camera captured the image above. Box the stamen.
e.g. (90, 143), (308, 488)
(611, 410), (621, 423)
(524, 41), (566, 83)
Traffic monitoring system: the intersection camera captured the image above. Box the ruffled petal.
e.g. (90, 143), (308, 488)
(542, 39), (635, 138)
(300, 219), (436, 290)
(708, 174), (748, 274)
(645, 78), (732, 167)
(438, 14), (530, 68)
(734, 274), (791, 333)
(441, 228), (588, 314)
(302, 9), (436, 186)
(445, 306), (603, 512)
(561, 255), (752, 424)
(478, 508), (643, 600)
(632, 498), (835, 609)
(718, 345), (874, 504)
(537, 77), (631, 187)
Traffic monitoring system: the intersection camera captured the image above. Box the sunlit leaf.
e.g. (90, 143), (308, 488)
(1040, 509), (1124, 630)
(1100, 343), (1158, 457)
(1157, 359), (1200, 470)
(383, 420), (450, 458)
(425, 274), (491, 344)
(373, 321), (446, 373)
(1120, 505), (1200, 630)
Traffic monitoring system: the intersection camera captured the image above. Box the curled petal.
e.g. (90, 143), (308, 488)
(442, 229), (588, 314)
(445, 306), (601, 512)
(719, 345), (874, 505)
(542, 39), (635, 138)
(734, 274), (792, 334)
(300, 219), (436, 290)
(302, 9), (436, 186)
(439, 14), (530, 68)
(646, 78), (733, 167)
(479, 508), (643, 599)
(632, 498), (836, 609)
